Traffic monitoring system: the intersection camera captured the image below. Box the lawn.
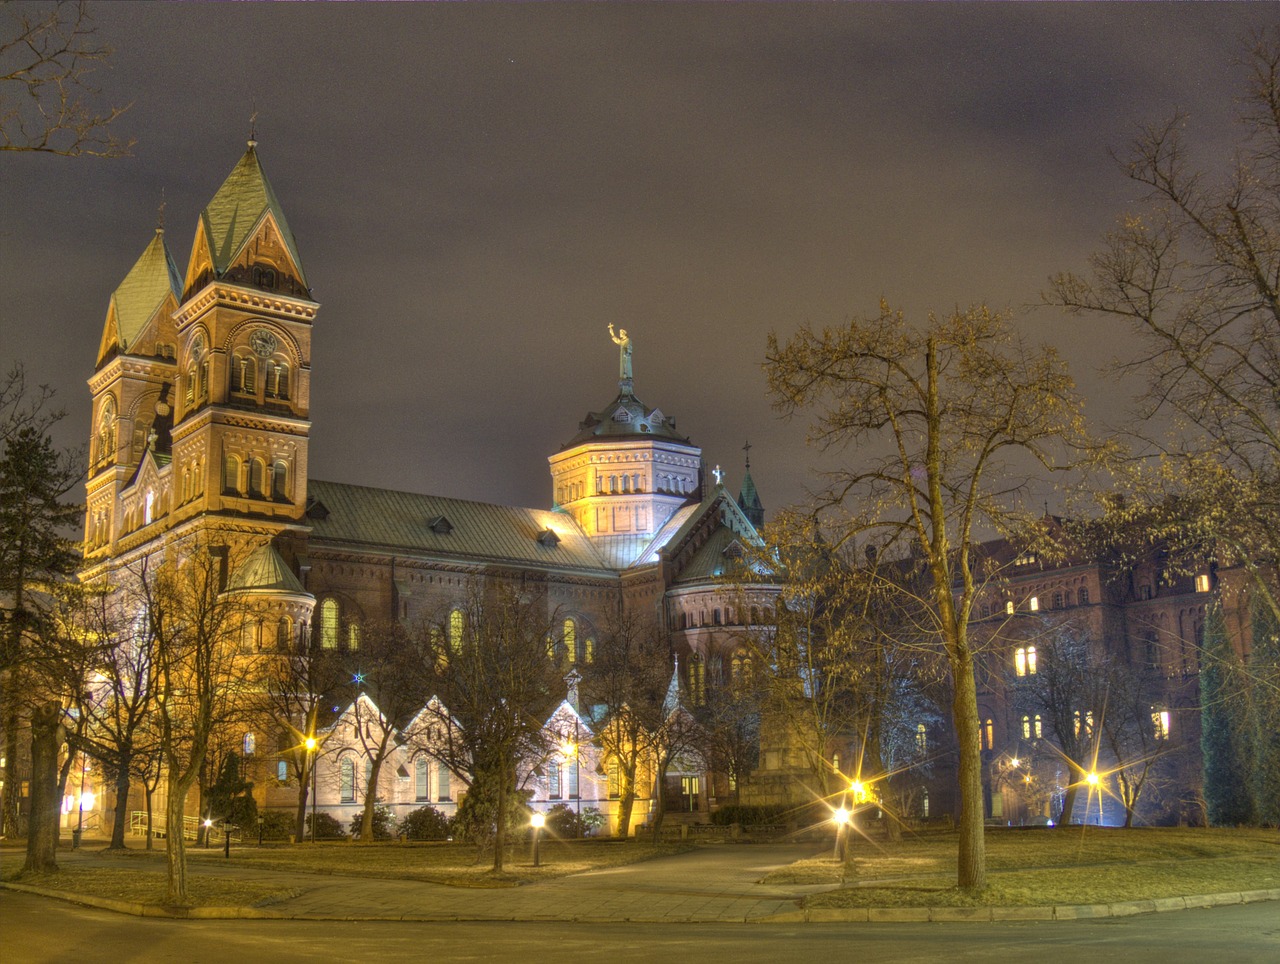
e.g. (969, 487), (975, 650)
(765, 827), (1280, 908)
(3, 866), (295, 908)
(189, 836), (695, 886)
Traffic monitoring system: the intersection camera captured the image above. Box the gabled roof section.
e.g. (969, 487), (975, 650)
(561, 390), (692, 450)
(98, 230), (181, 364)
(198, 144), (307, 286)
(737, 468), (764, 528)
(305, 479), (615, 574)
(226, 543), (308, 595)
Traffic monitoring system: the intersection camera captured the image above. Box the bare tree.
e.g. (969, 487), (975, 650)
(136, 543), (258, 903)
(582, 613), (671, 837)
(767, 303), (1093, 891)
(1, 1), (131, 156)
(415, 582), (562, 872)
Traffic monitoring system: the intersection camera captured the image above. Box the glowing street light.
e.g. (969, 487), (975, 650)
(530, 811), (546, 867)
(203, 817), (213, 849)
(1085, 771), (1099, 787)
(305, 736), (319, 843)
(832, 806), (851, 860)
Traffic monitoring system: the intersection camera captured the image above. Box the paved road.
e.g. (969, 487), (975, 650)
(5, 891), (1279, 963)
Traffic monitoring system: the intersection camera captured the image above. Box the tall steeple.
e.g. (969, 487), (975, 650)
(737, 440), (764, 529)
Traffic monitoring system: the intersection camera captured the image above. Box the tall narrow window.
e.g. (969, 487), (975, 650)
(450, 612), (465, 649)
(339, 757), (355, 802)
(607, 759), (620, 799)
(1021, 715), (1031, 739)
(348, 623), (360, 651)
(1079, 586), (1090, 605)
(548, 761), (562, 799)
(584, 637), (594, 664)
(437, 762), (451, 801)
(276, 617), (291, 652)
(983, 718), (994, 750)
(185, 370), (196, 406)
(415, 757), (428, 800)
(1151, 708), (1171, 740)
(199, 360), (209, 399)
(224, 455), (241, 494)
(563, 619), (577, 663)
(915, 723), (928, 753)
(249, 458), (266, 498)
(1033, 714), (1043, 739)
(319, 599), (339, 649)
(272, 460), (288, 500)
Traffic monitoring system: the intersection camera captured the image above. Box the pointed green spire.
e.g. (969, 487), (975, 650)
(200, 143), (307, 285)
(108, 229), (181, 354)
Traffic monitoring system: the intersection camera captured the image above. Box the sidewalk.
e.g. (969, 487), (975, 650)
(4, 840), (1279, 924)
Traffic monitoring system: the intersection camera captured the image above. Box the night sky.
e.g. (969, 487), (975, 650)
(2, 2), (1270, 518)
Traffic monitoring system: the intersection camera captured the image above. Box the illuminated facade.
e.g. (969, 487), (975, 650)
(80, 143), (779, 835)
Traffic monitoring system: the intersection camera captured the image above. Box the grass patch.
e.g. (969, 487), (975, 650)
(4, 866), (294, 908)
(186, 837), (695, 886)
(783, 827), (1280, 909)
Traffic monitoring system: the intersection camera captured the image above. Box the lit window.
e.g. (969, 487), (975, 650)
(690, 654), (706, 705)
(564, 619), (577, 663)
(277, 760), (288, 782)
(584, 637), (594, 663)
(1034, 715), (1042, 739)
(607, 759), (620, 799)
(348, 624), (360, 651)
(319, 599), (339, 649)
(1006, 600), (1015, 615)
(1195, 574), (1210, 593)
(276, 617), (291, 652)
(449, 609), (464, 650)
(1021, 715), (1031, 739)
(1152, 709), (1170, 740)
(224, 455), (241, 494)
(1029, 596), (1040, 612)
(243, 732), (256, 755)
(984, 718), (994, 750)
(144, 490), (155, 525)
(1014, 646), (1037, 677)
(916, 723), (928, 753)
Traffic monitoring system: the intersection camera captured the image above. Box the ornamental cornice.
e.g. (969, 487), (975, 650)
(174, 283), (318, 328)
(88, 358), (176, 393)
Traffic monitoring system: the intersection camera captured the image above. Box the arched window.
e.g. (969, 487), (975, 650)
(233, 355), (256, 394)
(1014, 646), (1037, 677)
(583, 637), (594, 664)
(1033, 714), (1043, 739)
(184, 369), (196, 406)
(1021, 715), (1031, 740)
(224, 455), (241, 494)
(199, 360), (209, 399)
(144, 490), (155, 525)
(983, 718), (994, 750)
(916, 723), (928, 753)
(437, 762), (451, 801)
(276, 617), (292, 652)
(348, 623), (360, 651)
(267, 361), (289, 399)
(319, 599), (339, 649)
(249, 458), (266, 498)
(548, 760), (562, 799)
(563, 619), (577, 663)
(415, 757), (429, 800)
(339, 757), (355, 802)
(690, 654), (706, 705)
(1078, 586), (1090, 605)
(272, 460), (288, 500)
(448, 609), (464, 651)
(97, 399), (116, 464)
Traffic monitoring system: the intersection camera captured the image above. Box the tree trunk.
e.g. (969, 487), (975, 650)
(649, 761), (668, 842)
(2, 704), (20, 837)
(360, 754), (385, 841)
(615, 764), (636, 838)
(1058, 778), (1081, 826)
(950, 659), (986, 891)
(23, 701), (64, 874)
(165, 777), (192, 903)
(492, 768), (506, 873)
(145, 784), (154, 851)
(295, 763), (311, 842)
(110, 754), (132, 848)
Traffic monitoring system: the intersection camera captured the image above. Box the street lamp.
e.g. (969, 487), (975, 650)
(530, 811), (545, 867)
(203, 817), (213, 849)
(305, 736), (318, 843)
(832, 806), (850, 860)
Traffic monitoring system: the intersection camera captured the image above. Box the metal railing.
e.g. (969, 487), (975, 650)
(129, 812), (241, 843)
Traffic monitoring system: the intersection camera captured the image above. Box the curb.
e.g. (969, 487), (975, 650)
(5, 880), (1279, 923)
(752, 888), (1280, 923)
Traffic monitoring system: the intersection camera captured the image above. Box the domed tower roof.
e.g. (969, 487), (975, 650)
(561, 389), (691, 450)
(226, 543), (308, 596)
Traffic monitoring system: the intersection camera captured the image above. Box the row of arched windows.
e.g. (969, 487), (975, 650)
(675, 605), (771, 630)
(239, 616), (302, 653)
(231, 354), (291, 400)
(223, 455), (290, 501)
(318, 598), (361, 651)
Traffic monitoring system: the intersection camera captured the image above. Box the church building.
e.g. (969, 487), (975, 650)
(80, 142), (779, 833)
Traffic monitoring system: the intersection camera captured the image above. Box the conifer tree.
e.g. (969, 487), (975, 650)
(1250, 601), (1280, 826)
(1200, 603), (1254, 826)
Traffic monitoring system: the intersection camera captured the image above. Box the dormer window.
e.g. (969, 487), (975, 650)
(538, 528), (560, 547)
(252, 265), (277, 289)
(428, 516), (453, 535)
(613, 408), (632, 422)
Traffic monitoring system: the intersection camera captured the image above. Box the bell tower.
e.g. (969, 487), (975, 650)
(168, 140), (318, 538)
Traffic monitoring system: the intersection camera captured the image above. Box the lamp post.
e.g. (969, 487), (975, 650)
(832, 806), (850, 860)
(73, 754), (88, 849)
(530, 811), (545, 867)
(203, 817), (212, 849)
(305, 736), (318, 843)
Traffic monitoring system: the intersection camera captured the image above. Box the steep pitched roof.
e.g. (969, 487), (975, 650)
(100, 230), (181, 360)
(305, 479), (615, 575)
(200, 144), (307, 284)
(737, 468), (764, 528)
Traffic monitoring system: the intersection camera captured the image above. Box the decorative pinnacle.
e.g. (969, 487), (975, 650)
(743, 439), (752, 470)
(248, 104), (259, 149)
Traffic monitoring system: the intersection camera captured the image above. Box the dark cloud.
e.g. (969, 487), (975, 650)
(1, 2), (1270, 515)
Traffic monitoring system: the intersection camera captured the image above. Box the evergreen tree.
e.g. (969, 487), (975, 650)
(1200, 603), (1254, 825)
(1250, 600), (1280, 826)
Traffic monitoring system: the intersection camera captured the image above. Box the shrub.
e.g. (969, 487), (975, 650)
(545, 803), (581, 837)
(580, 807), (606, 836)
(305, 811), (345, 840)
(258, 809), (295, 840)
(349, 804), (395, 840)
(399, 805), (453, 841)
(710, 804), (789, 827)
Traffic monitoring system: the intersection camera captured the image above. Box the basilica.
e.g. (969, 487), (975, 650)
(80, 142), (779, 834)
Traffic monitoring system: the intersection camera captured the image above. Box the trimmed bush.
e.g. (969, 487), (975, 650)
(399, 805), (453, 841)
(350, 804), (395, 840)
(305, 811), (345, 840)
(258, 809), (295, 840)
(710, 804), (789, 827)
